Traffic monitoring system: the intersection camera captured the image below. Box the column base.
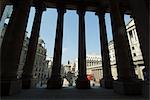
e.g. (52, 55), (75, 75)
(0, 79), (22, 96)
(142, 81), (149, 98)
(113, 80), (143, 95)
(100, 78), (113, 89)
(76, 77), (90, 89)
(47, 76), (63, 89)
(22, 78), (36, 89)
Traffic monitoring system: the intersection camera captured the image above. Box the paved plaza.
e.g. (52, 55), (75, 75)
(2, 87), (147, 100)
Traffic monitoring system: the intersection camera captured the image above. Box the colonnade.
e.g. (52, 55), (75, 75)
(1, 0), (149, 96)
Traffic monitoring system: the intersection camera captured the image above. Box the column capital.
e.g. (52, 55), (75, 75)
(95, 8), (106, 16)
(12, 0), (32, 9)
(57, 7), (66, 15)
(34, 0), (46, 12)
(95, 12), (105, 17)
(77, 8), (86, 15)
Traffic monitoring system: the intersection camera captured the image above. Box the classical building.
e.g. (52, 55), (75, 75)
(86, 54), (102, 83)
(126, 19), (145, 80)
(0, 23), (49, 87)
(32, 39), (48, 87)
(74, 53), (117, 84)
(18, 37), (49, 87)
(0, 5), (13, 47)
(1, 0), (148, 97)
(108, 40), (118, 80)
(17, 32), (30, 79)
(63, 61), (76, 86)
(74, 19), (145, 84)
(46, 57), (53, 79)
(64, 61), (76, 74)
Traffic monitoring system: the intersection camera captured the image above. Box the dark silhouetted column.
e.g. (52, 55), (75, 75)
(76, 8), (90, 89)
(1, 0), (31, 96)
(120, 13), (136, 79)
(129, 0), (149, 81)
(129, 0), (149, 97)
(109, 0), (142, 95)
(96, 11), (113, 89)
(47, 7), (66, 89)
(22, 0), (46, 89)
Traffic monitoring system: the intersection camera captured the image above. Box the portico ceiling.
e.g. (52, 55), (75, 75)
(44, 0), (131, 14)
(7, 0), (131, 14)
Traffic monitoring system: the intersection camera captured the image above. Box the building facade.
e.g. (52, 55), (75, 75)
(14, 33), (50, 87)
(63, 61), (76, 86)
(126, 19), (145, 80)
(0, 5), (13, 47)
(74, 19), (144, 85)
(32, 39), (48, 87)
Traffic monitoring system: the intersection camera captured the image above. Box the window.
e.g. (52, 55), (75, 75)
(133, 53), (136, 57)
(132, 47), (135, 50)
(129, 30), (133, 38)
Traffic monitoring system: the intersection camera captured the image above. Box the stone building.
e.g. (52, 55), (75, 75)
(17, 32), (30, 79)
(32, 39), (48, 87)
(14, 33), (49, 87)
(86, 54), (102, 83)
(63, 61), (76, 86)
(126, 19), (145, 80)
(74, 52), (117, 84)
(74, 18), (145, 84)
(0, 5), (13, 47)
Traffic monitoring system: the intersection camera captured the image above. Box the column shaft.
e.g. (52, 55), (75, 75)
(78, 10), (86, 78)
(110, 0), (132, 80)
(129, 0), (149, 81)
(96, 12), (113, 88)
(22, 1), (46, 89)
(47, 7), (66, 89)
(120, 14), (136, 79)
(110, 0), (143, 95)
(76, 8), (90, 89)
(1, 0), (31, 95)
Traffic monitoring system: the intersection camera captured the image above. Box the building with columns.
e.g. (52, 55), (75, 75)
(126, 19), (145, 80)
(1, 0), (148, 97)
(86, 54), (102, 83)
(74, 53), (117, 84)
(0, 5), (13, 47)
(0, 22), (50, 87)
(32, 39), (48, 87)
(18, 36), (50, 87)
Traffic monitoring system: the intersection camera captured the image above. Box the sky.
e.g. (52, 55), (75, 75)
(26, 7), (131, 64)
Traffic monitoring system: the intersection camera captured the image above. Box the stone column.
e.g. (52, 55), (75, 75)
(96, 11), (113, 89)
(109, 0), (142, 95)
(1, 0), (31, 96)
(76, 8), (90, 89)
(129, 0), (149, 97)
(47, 7), (66, 89)
(129, 0), (149, 81)
(120, 13), (136, 79)
(22, 1), (46, 89)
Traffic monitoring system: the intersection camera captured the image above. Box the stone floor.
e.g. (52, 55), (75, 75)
(1, 87), (147, 100)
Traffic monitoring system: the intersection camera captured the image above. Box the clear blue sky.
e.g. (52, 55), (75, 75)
(26, 7), (131, 64)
